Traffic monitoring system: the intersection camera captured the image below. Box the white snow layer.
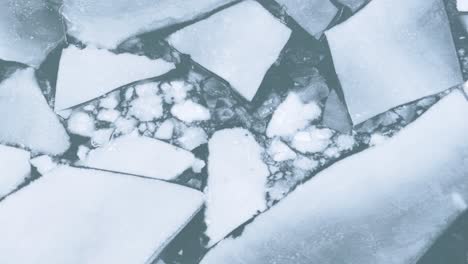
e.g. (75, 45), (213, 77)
(0, 0), (64, 67)
(0, 145), (30, 198)
(201, 90), (468, 264)
(54, 46), (174, 111)
(0, 166), (204, 264)
(62, 0), (237, 49)
(0, 68), (70, 155)
(205, 128), (269, 246)
(80, 133), (195, 180)
(325, 0), (462, 124)
(458, 0), (468, 12)
(168, 0), (291, 101)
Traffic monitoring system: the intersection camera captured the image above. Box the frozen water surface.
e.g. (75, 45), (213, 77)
(0, 145), (30, 199)
(201, 90), (468, 264)
(0, 166), (204, 264)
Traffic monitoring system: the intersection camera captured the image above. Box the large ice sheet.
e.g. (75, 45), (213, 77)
(201, 90), (468, 264)
(0, 145), (30, 198)
(55, 46), (174, 111)
(168, 0), (291, 101)
(62, 0), (237, 49)
(276, 0), (337, 37)
(325, 0), (462, 124)
(205, 128), (269, 246)
(80, 134), (196, 180)
(0, 68), (70, 155)
(0, 0), (64, 67)
(0, 166), (204, 264)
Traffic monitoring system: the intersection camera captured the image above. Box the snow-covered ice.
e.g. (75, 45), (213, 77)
(0, 145), (30, 198)
(0, 0), (64, 67)
(80, 133), (196, 180)
(0, 68), (70, 155)
(336, 0), (369, 12)
(458, 0), (468, 12)
(54, 46), (174, 111)
(168, 0), (291, 101)
(205, 128), (269, 246)
(276, 0), (337, 37)
(30, 155), (58, 175)
(322, 89), (352, 133)
(129, 95), (163, 122)
(0, 166), (204, 264)
(268, 138), (297, 162)
(67, 111), (96, 137)
(201, 90), (468, 264)
(155, 119), (175, 140)
(171, 100), (211, 123)
(177, 127), (208, 151)
(326, 0), (463, 124)
(291, 127), (334, 154)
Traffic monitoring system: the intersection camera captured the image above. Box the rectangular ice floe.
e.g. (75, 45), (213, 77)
(168, 0), (291, 101)
(55, 46), (174, 111)
(0, 145), (30, 199)
(79, 133), (196, 180)
(0, 68), (70, 155)
(325, 0), (462, 124)
(0, 0), (64, 67)
(200, 89), (468, 264)
(0, 166), (203, 264)
(62, 0), (237, 49)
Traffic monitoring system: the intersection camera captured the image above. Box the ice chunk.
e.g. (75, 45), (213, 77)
(55, 46), (174, 111)
(155, 119), (175, 140)
(201, 90), (468, 264)
(276, 0), (337, 37)
(458, 0), (468, 12)
(266, 93), (321, 138)
(168, 0), (291, 101)
(0, 145), (30, 198)
(322, 89), (352, 133)
(0, 68), (69, 155)
(325, 0), (462, 124)
(268, 138), (297, 162)
(291, 127), (334, 153)
(171, 100), (211, 123)
(177, 127), (208, 150)
(30, 155), (57, 175)
(0, 166), (203, 264)
(62, 0), (237, 49)
(67, 111), (96, 137)
(0, 0), (64, 67)
(80, 134), (195, 180)
(129, 95), (163, 122)
(205, 128), (269, 246)
(161, 81), (192, 104)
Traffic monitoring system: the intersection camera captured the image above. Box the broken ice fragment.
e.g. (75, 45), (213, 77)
(0, 68), (70, 155)
(168, 0), (291, 101)
(155, 119), (175, 140)
(322, 89), (352, 133)
(325, 0), (462, 124)
(267, 138), (297, 162)
(80, 134), (195, 180)
(67, 111), (96, 137)
(0, 145), (30, 198)
(0, 166), (203, 264)
(276, 0), (337, 37)
(55, 46), (174, 111)
(62, 0), (237, 49)
(30, 155), (58, 175)
(205, 128), (269, 246)
(201, 89), (468, 264)
(0, 0), (65, 67)
(458, 0), (468, 12)
(291, 127), (334, 154)
(129, 95), (163, 122)
(177, 127), (208, 151)
(171, 100), (211, 123)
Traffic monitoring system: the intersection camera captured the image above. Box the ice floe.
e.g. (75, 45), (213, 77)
(0, 145), (30, 198)
(171, 100), (211, 123)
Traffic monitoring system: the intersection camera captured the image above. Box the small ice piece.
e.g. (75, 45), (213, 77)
(177, 127), (208, 150)
(325, 0), (462, 124)
(369, 133), (388, 146)
(67, 111), (95, 137)
(62, 0), (237, 49)
(168, 0), (291, 101)
(155, 119), (175, 140)
(293, 155), (318, 171)
(0, 0), (64, 67)
(134, 82), (159, 97)
(30, 155), (57, 175)
(276, 0), (337, 37)
(334, 134), (355, 151)
(335, 0), (369, 12)
(0, 68), (69, 155)
(114, 117), (137, 135)
(129, 95), (163, 122)
(452, 192), (468, 211)
(99, 92), (120, 109)
(80, 134), (195, 180)
(91, 129), (114, 147)
(160, 81), (192, 104)
(0, 166), (204, 264)
(291, 127), (334, 153)
(458, 0), (468, 12)
(0, 145), (30, 198)
(76, 145), (90, 161)
(96, 109), (120, 123)
(322, 89), (352, 133)
(171, 100), (211, 123)
(205, 128), (269, 246)
(268, 138), (297, 162)
(266, 93), (321, 138)
(200, 89), (468, 264)
(55, 46), (174, 111)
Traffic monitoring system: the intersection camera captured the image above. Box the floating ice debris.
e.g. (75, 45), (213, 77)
(0, 166), (204, 264)
(161, 81), (192, 104)
(177, 127), (208, 151)
(171, 100), (211, 123)
(155, 119), (175, 140)
(0, 68), (69, 155)
(458, 0), (468, 12)
(0, 145), (30, 198)
(268, 138), (297, 162)
(276, 0), (337, 37)
(336, 0), (370, 12)
(80, 133), (196, 180)
(62, 0), (237, 49)
(291, 127), (334, 154)
(129, 95), (163, 122)
(168, 0), (291, 101)
(266, 93), (321, 138)
(322, 89), (352, 133)
(205, 128), (269, 246)
(67, 111), (96, 137)
(201, 90), (468, 264)
(30, 155), (57, 175)
(0, 0), (64, 67)
(326, 0), (462, 124)
(54, 46), (174, 111)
